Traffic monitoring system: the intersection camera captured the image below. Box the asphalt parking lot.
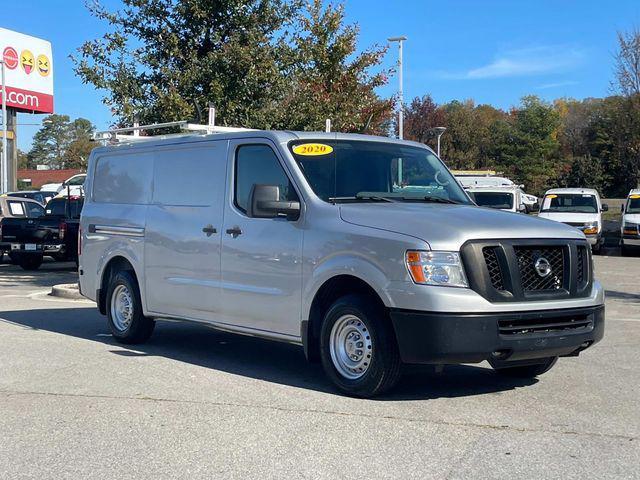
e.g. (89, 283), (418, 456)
(0, 256), (638, 479)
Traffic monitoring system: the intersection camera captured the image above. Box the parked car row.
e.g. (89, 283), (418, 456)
(460, 178), (637, 256)
(0, 194), (84, 269)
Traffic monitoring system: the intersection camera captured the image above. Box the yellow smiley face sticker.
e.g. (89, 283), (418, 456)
(20, 49), (34, 75)
(37, 54), (50, 77)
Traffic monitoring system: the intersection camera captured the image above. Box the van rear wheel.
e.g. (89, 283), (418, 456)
(106, 270), (155, 344)
(320, 294), (401, 398)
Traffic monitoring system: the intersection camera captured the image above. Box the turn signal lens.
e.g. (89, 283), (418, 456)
(583, 226), (598, 235)
(406, 250), (468, 288)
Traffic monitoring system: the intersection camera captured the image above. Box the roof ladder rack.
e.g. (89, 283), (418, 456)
(93, 106), (254, 145)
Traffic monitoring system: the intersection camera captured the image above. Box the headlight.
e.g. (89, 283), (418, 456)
(406, 251), (468, 287)
(623, 222), (638, 235)
(582, 222), (598, 235)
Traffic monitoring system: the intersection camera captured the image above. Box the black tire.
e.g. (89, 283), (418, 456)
(319, 294), (401, 398)
(51, 252), (69, 262)
(0, 251), (4, 264)
(490, 356), (558, 379)
(18, 254), (43, 271)
(106, 270), (155, 344)
(8, 252), (19, 265)
(592, 242), (601, 255)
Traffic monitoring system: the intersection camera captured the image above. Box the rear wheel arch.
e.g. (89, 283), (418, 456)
(98, 256), (139, 315)
(304, 275), (388, 363)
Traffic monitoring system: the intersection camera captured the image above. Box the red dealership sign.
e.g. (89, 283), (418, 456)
(0, 28), (54, 114)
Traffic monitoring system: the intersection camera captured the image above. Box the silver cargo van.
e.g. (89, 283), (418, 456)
(79, 131), (605, 397)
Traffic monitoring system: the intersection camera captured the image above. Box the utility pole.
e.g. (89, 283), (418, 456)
(388, 36), (407, 140)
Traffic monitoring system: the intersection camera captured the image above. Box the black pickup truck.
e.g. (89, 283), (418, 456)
(1, 196), (84, 270)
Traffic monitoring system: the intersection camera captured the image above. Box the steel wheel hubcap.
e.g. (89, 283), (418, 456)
(329, 314), (373, 380)
(111, 284), (133, 331)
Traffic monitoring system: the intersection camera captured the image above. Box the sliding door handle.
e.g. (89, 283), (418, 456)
(225, 226), (243, 238)
(202, 225), (217, 237)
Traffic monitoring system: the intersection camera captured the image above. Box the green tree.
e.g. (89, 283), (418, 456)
(73, 0), (393, 133)
(73, 0), (299, 128)
(492, 96), (561, 194)
(28, 115), (95, 169)
(275, 0), (393, 133)
(17, 149), (31, 170)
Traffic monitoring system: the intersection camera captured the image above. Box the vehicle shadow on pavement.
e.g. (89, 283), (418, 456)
(0, 261), (77, 288)
(605, 290), (640, 303)
(0, 306), (536, 400)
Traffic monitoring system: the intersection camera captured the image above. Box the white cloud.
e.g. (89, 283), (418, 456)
(440, 46), (585, 80)
(537, 80), (579, 89)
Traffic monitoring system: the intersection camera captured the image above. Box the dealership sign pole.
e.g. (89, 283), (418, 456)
(1, 58), (7, 193)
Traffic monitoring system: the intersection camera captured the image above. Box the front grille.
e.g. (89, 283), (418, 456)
(483, 247), (504, 291)
(514, 246), (564, 291)
(461, 239), (591, 303)
(576, 245), (587, 285)
(563, 222), (585, 228)
(498, 314), (592, 336)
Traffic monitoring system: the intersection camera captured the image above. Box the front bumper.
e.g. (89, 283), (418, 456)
(622, 236), (640, 247)
(390, 305), (604, 364)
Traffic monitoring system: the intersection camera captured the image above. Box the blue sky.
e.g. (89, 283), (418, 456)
(3, 0), (640, 150)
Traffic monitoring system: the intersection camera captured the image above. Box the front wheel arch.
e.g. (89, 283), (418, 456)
(304, 275), (388, 363)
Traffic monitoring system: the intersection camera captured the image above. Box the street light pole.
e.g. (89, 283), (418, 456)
(388, 36), (407, 140)
(429, 126), (447, 158)
(1, 59), (8, 194)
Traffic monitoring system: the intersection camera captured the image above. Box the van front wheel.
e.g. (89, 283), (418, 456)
(320, 294), (401, 398)
(106, 270), (155, 344)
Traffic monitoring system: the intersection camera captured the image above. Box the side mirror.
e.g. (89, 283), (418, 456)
(601, 203), (609, 212)
(248, 184), (300, 220)
(518, 203), (527, 213)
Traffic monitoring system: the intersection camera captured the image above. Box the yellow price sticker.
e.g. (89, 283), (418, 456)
(546, 194), (558, 199)
(630, 195), (640, 199)
(292, 143), (334, 156)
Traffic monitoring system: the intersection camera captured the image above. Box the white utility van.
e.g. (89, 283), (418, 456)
(466, 185), (532, 213)
(538, 188), (608, 254)
(621, 189), (640, 256)
(454, 172), (538, 212)
(79, 129), (604, 397)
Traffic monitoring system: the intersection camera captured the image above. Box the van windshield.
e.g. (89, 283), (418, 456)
(471, 191), (514, 210)
(289, 140), (471, 204)
(541, 194), (598, 213)
(627, 196), (640, 214)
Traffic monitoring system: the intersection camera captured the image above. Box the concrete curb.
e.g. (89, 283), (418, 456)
(51, 283), (84, 300)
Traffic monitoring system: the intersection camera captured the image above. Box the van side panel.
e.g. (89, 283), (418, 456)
(143, 141), (228, 320)
(80, 150), (154, 305)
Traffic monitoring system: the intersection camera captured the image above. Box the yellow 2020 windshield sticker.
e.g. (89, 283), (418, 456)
(293, 143), (334, 156)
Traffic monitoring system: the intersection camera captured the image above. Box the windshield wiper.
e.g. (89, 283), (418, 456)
(396, 195), (460, 204)
(329, 194), (396, 203)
